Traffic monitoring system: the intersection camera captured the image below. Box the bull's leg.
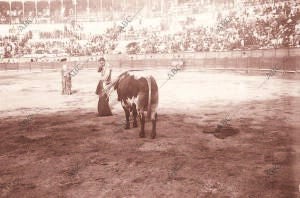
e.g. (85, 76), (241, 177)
(139, 111), (145, 138)
(151, 112), (157, 139)
(132, 103), (138, 128)
(123, 107), (130, 130)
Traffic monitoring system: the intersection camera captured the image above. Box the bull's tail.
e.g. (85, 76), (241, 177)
(146, 76), (152, 120)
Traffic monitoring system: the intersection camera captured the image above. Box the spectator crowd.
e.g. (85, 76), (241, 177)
(1, 0), (300, 59)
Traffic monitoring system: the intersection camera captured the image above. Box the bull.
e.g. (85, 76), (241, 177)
(107, 71), (159, 138)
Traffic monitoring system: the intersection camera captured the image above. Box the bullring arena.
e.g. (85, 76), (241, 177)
(1, 0), (300, 197)
(1, 57), (300, 197)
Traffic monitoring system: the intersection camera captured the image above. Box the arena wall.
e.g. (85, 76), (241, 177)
(0, 48), (299, 73)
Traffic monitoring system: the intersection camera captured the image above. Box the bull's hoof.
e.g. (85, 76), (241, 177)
(139, 132), (145, 138)
(133, 121), (138, 128)
(151, 132), (156, 139)
(124, 122), (130, 130)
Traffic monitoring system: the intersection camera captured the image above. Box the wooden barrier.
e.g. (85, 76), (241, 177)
(0, 48), (299, 73)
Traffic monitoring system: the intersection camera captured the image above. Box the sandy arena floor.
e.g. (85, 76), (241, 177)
(0, 68), (299, 198)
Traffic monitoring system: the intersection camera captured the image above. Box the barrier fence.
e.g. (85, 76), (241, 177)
(0, 48), (299, 73)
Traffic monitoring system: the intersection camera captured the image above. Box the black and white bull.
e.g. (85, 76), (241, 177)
(109, 71), (159, 138)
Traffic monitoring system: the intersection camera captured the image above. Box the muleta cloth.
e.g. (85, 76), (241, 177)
(96, 80), (112, 116)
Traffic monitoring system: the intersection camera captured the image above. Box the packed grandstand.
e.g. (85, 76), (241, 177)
(0, 0), (300, 60)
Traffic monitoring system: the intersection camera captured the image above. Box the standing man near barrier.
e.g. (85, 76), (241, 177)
(95, 57), (112, 116)
(61, 59), (72, 95)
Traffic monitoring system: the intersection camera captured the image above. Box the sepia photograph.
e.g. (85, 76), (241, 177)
(0, 0), (300, 197)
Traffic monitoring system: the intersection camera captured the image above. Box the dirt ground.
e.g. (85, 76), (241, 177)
(0, 69), (299, 198)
